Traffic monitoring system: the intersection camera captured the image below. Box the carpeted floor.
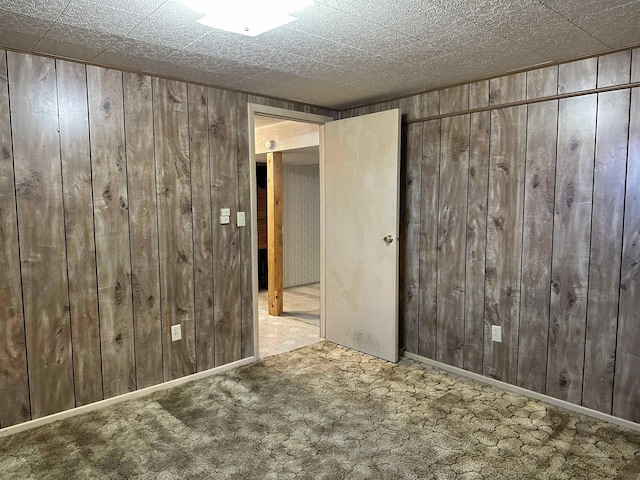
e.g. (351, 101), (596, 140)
(1, 341), (639, 479)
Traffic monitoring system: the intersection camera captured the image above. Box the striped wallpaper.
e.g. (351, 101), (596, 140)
(283, 163), (320, 288)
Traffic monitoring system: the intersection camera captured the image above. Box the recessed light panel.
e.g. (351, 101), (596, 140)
(181, 0), (313, 37)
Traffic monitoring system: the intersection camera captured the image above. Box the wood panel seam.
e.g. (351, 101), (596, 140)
(3, 49), (33, 424)
(515, 99), (529, 388)
(610, 87), (634, 411)
(83, 64), (105, 401)
(186, 85), (198, 370)
(150, 79), (165, 383)
(462, 112), (471, 367)
(54, 59), (78, 409)
(579, 93), (599, 406)
(120, 71), (139, 392)
(481, 112), (492, 377)
(544, 98), (562, 397)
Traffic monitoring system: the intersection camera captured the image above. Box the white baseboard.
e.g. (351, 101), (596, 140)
(0, 356), (255, 438)
(401, 351), (640, 434)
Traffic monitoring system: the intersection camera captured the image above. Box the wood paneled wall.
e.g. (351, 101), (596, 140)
(349, 48), (640, 423)
(0, 49), (335, 428)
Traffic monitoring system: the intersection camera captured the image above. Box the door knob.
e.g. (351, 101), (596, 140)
(383, 235), (394, 245)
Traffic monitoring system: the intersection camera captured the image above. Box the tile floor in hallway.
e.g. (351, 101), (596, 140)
(258, 283), (321, 357)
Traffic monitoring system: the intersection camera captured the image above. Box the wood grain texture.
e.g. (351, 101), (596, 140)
(0, 50), (30, 427)
(518, 100), (558, 394)
(558, 58), (597, 94)
(469, 81), (489, 109)
(337, 46), (640, 422)
(235, 93), (254, 359)
(527, 66), (558, 99)
(57, 60), (103, 406)
(422, 91), (440, 117)
(489, 73), (526, 105)
(437, 114), (469, 367)
(268, 98), (294, 111)
(248, 93), (294, 112)
(613, 86), (640, 422)
(597, 51), (631, 88)
(399, 123), (422, 353)
(153, 78), (196, 381)
(399, 94), (422, 122)
(267, 151), (284, 316)
(209, 87), (241, 366)
(339, 108), (358, 120)
(257, 185), (267, 250)
(440, 85), (469, 115)
(546, 95), (597, 404)
(583, 89), (630, 413)
(483, 106), (526, 384)
(87, 65), (136, 399)
(8, 52), (75, 418)
(123, 73), (163, 389)
(464, 111), (490, 374)
(418, 120), (441, 358)
(357, 105), (373, 116)
(3, 43), (640, 429)
(375, 100), (399, 112)
(188, 84), (215, 371)
(303, 104), (336, 118)
(247, 95), (269, 108)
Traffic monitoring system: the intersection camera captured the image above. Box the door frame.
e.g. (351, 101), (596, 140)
(248, 104), (334, 360)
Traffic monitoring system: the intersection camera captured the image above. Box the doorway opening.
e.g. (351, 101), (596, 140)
(249, 105), (401, 363)
(249, 106), (332, 359)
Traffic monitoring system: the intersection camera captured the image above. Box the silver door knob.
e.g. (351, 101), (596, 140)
(383, 235), (394, 245)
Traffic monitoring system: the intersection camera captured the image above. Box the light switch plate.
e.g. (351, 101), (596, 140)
(491, 325), (502, 343)
(220, 215), (230, 225)
(237, 211), (246, 227)
(220, 208), (230, 217)
(171, 324), (182, 342)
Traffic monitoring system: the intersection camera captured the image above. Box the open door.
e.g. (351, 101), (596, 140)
(322, 109), (401, 362)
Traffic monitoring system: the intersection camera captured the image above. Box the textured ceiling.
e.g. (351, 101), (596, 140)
(0, 0), (638, 109)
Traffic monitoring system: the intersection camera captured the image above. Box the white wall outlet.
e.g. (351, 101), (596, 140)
(171, 324), (182, 342)
(220, 215), (230, 225)
(220, 208), (230, 217)
(491, 325), (502, 343)
(237, 211), (246, 227)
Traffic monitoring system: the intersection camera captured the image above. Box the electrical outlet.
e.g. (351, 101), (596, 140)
(491, 325), (502, 343)
(237, 211), (246, 227)
(171, 324), (182, 342)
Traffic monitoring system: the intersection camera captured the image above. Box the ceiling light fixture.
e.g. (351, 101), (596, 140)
(180, 0), (313, 37)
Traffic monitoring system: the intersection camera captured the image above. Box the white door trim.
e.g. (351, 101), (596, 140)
(248, 104), (333, 360)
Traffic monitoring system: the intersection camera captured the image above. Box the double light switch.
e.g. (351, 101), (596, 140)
(220, 208), (230, 224)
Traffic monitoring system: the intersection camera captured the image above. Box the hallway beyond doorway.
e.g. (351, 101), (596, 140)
(258, 283), (321, 357)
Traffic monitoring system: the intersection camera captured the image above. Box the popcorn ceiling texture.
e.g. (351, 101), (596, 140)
(1, 341), (639, 479)
(0, 0), (638, 108)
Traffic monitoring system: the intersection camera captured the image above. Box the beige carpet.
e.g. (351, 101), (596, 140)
(1, 341), (639, 479)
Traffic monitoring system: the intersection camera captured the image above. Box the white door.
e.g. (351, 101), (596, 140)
(322, 109), (401, 362)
